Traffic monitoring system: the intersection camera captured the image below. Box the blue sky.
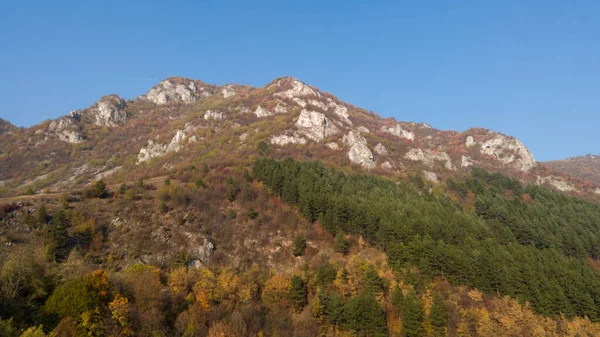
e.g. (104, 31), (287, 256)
(0, 1), (598, 161)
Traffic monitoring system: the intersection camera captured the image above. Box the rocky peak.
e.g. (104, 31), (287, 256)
(92, 95), (127, 126)
(480, 134), (536, 172)
(144, 77), (212, 105)
(271, 76), (320, 99)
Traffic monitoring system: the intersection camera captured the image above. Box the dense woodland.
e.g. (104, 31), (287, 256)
(253, 159), (600, 319)
(1, 159), (600, 336)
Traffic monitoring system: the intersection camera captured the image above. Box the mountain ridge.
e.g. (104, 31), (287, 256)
(0, 75), (598, 199)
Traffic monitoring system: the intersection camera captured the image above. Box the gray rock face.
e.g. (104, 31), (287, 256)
(326, 142), (340, 150)
(405, 148), (455, 170)
(423, 170), (439, 183)
(145, 79), (208, 105)
(188, 237), (215, 268)
(274, 102), (288, 114)
(461, 155), (473, 168)
(480, 135), (536, 172)
(93, 95), (127, 126)
(343, 131), (375, 169)
(137, 129), (192, 163)
(374, 143), (388, 155)
(326, 98), (353, 125)
(48, 116), (74, 132)
(204, 110), (225, 121)
(295, 109), (340, 142)
(254, 106), (272, 118)
(58, 130), (83, 144)
(381, 124), (415, 141)
(221, 84), (237, 98)
(271, 134), (307, 146)
(381, 161), (394, 170)
(594, 188), (600, 195)
(465, 136), (475, 147)
(273, 78), (319, 99)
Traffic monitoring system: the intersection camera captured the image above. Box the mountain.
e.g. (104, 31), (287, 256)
(1, 76), (598, 200)
(0, 118), (16, 134)
(544, 154), (600, 186)
(2, 76), (600, 336)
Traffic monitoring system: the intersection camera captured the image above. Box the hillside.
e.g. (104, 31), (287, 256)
(544, 155), (600, 187)
(2, 76), (600, 336)
(1, 76), (598, 201)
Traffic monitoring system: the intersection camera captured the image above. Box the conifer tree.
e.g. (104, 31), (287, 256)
(429, 293), (448, 336)
(288, 275), (307, 311)
(403, 289), (424, 337)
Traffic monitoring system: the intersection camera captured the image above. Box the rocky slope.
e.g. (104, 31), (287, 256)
(544, 155), (600, 187)
(0, 76), (598, 199)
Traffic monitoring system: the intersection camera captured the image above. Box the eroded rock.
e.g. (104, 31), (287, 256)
(93, 95), (127, 126)
(405, 148), (455, 170)
(481, 135), (536, 171)
(145, 79), (208, 105)
(271, 134), (307, 146)
(461, 155), (473, 168)
(374, 143), (388, 155)
(381, 124), (415, 141)
(423, 170), (438, 183)
(204, 110), (225, 121)
(343, 131), (375, 169)
(465, 136), (475, 147)
(295, 110), (340, 142)
(254, 106), (272, 118)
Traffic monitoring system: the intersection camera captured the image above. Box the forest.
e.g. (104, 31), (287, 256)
(253, 159), (600, 320)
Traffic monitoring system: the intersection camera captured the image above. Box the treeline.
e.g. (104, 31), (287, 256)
(253, 158), (600, 319)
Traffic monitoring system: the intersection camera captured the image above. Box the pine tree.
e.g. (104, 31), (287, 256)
(429, 293), (448, 337)
(288, 275), (307, 311)
(343, 291), (387, 337)
(325, 291), (344, 325)
(292, 235), (307, 257)
(92, 180), (107, 198)
(403, 289), (424, 337)
(119, 183), (127, 195)
(334, 230), (348, 255)
(37, 205), (48, 225)
(391, 286), (404, 309)
(312, 288), (325, 320)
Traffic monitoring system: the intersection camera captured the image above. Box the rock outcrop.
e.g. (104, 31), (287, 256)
(271, 134), (307, 146)
(92, 95), (127, 126)
(273, 78), (319, 99)
(145, 78), (209, 105)
(58, 130), (83, 144)
(221, 84), (237, 98)
(405, 148), (455, 170)
(137, 129), (193, 163)
(374, 143), (388, 155)
(465, 136), (475, 147)
(461, 155), (473, 168)
(295, 110), (340, 142)
(381, 161), (394, 170)
(381, 124), (415, 141)
(423, 170), (439, 183)
(254, 106), (272, 118)
(343, 131), (375, 169)
(204, 110), (225, 121)
(480, 135), (536, 171)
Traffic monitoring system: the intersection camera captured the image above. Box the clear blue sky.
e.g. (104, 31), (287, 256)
(0, 1), (598, 161)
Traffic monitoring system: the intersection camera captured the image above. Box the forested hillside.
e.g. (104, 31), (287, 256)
(1, 161), (600, 336)
(254, 159), (600, 319)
